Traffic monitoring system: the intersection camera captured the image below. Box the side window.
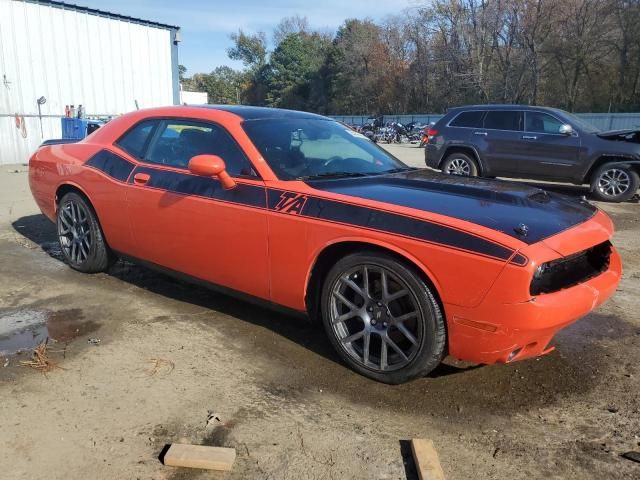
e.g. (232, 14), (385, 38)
(449, 111), (485, 128)
(116, 120), (158, 158)
(483, 111), (523, 131)
(146, 120), (255, 177)
(525, 112), (564, 134)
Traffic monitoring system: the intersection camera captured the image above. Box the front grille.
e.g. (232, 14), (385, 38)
(530, 241), (612, 295)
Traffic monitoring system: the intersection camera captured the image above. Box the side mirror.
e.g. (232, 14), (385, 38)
(559, 124), (574, 136)
(188, 154), (237, 190)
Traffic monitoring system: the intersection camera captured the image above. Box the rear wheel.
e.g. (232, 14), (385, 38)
(590, 164), (639, 202)
(57, 192), (115, 273)
(320, 252), (446, 384)
(441, 152), (479, 177)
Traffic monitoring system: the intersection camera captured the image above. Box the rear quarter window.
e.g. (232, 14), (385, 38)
(116, 120), (159, 159)
(449, 111), (485, 128)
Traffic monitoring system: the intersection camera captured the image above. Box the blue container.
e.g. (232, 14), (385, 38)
(61, 118), (88, 140)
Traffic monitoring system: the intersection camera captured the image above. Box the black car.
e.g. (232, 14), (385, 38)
(425, 105), (640, 202)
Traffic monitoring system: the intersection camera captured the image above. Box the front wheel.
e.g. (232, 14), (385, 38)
(57, 192), (115, 273)
(320, 252), (446, 384)
(590, 164), (639, 202)
(441, 153), (479, 176)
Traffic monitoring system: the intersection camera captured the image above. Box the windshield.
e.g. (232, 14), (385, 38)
(561, 111), (600, 133)
(242, 118), (408, 180)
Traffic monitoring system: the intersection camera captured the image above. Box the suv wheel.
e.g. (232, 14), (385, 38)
(591, 164), (639, 202)
(441, 153), (479, 176)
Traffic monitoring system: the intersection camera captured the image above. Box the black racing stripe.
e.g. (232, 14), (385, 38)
(306, 172), (598, 245)
(86, 150), (135, 182)
(83, 157), (514, 261)
(131, 166), (266, 208)
(267, 189), (514, 261)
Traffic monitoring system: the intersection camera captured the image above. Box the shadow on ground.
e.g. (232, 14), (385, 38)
(10, 213), (622, 419)
(9, 213), (477, 376)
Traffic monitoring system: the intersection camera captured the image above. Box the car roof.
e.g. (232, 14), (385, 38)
(194, 105), (329, 121)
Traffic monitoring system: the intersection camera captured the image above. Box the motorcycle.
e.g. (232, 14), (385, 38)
(419, 122), (437, 147)
(360, 122), (379, 143)
(419, 129), (428, 147)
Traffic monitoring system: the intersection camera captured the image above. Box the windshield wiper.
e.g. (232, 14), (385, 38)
(379, 167), (418, 174)
(297, 171), (371, 180)
(298, 167), (417, 180)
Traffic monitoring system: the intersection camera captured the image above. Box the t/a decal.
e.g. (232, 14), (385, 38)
(274, 192), (308, 215)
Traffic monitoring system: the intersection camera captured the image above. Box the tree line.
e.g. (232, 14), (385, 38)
(181, 0), (640, 115)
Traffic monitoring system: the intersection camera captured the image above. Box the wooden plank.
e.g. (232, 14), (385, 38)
(164, 443), (236, 471)
(411, 438), (446, 480)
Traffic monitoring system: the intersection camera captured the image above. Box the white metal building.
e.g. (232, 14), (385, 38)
(180, 90), (208, 105)
(0, 0), (180, 165)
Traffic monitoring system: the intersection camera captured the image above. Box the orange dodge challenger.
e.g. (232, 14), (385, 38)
(29, 106), (621, 384)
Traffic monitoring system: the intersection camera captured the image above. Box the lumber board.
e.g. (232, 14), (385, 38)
(164, 443), (236, 471)
(411, 438), (446, 480)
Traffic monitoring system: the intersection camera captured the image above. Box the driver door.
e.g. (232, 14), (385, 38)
(517, 111), (581, 180)
(123, 119), (270, 300)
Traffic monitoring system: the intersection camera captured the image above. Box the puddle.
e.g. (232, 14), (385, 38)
(0, 310), (49, 355)
(0, 308), (98, 356)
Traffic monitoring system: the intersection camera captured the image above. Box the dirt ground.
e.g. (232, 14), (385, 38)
(0, 147), (639, 480)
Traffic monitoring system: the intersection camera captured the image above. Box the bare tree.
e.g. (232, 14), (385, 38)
(548, 0), (613, 111)
(210, 0), (640, 113)
(519, 0), (554, 105)
(273, 15), (310, 44)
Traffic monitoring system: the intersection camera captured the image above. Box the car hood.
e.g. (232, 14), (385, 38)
(596, 128), (640, 142)
(305, 169), (597, 245)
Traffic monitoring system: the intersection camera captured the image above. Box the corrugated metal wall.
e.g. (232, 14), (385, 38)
(0, 0), (177, 165)
(332, 113), (640, 130)
(573, 113), (640, 130)
(332, 114), (445, 126)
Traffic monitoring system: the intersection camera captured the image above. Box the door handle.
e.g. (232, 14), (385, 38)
(522, 135), (538, 140)
(473, 131), (488, 136)
(133, 172), (150, 185)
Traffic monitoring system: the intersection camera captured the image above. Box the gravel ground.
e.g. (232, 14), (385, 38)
(0, 150), (638, 480)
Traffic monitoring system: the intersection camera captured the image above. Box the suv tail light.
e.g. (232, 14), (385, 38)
(426, 128), (438, 144)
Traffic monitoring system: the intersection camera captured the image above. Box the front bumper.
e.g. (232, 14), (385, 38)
(446, 247), (621, 364)
(445, 212), (621, 365)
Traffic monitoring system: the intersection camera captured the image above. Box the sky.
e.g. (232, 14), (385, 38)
(74, 0), (417, 75)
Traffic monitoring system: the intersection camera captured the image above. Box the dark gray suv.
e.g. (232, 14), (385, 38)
(425, 105), (640, 202)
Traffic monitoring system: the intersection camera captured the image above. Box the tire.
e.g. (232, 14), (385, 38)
(441, 152), (479, 176)
(320, 252), (446, 384)
(590, 164), (640, 202)
(57, 192), (115, 273)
